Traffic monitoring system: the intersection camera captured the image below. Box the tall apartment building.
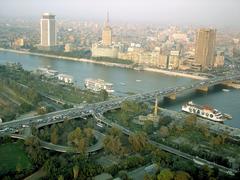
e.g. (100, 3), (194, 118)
(40, 13), (56, 47)
(168, 51), (180, 70)
(195, 28), (216, 69)
(102, 13), (112, 46)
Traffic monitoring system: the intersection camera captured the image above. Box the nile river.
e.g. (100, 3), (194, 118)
(0, 51), (239, 128)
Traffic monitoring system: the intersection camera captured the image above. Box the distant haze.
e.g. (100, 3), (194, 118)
(1, 0), (240, 27)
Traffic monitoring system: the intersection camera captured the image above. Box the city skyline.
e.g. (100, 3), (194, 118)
(1, 0), (240, 28)
(0, 1), (240, 179)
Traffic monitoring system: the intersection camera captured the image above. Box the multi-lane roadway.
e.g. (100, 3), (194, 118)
(1, 73), (240, 136)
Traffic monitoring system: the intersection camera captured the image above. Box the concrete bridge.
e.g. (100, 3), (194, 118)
(1, 74), (240, 136)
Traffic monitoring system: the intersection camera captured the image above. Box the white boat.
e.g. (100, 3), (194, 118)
(182, 101), (229, 122)
(120, 82), (126, 86)
(222, 89), (230, 92)
(133, 67), (144, 71)
(84, 78), (114, 93)
(136, 79), (142, 82)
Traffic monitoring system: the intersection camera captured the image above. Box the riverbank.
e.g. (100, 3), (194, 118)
(0, 48), (207, 80)
(0, 48), (132, 68)
(144, 67), (208, 80)
(159, 107), (240, 140)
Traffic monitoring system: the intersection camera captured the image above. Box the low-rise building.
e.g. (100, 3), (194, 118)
(92, 43), (119, 58)
(168, 50), (180, 70)
(64, 43), (75, 52)
(14, 38), (25, 47)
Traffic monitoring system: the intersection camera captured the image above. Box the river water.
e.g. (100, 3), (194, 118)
(0, 51), (239, 128)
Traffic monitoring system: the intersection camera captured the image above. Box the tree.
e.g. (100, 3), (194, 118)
(73, 165), (79, 179)
(199, 124), (210, 138)
(58, 175), (64, 180)
(198, 165), (214, 180)
(83, 128), (94, 141)
(174, 171), (192, 180)
(184, 115), (197, 127)
(16, 163), (22, 173)
(157, 168), (174, 180)
(68, 127), (87, 154)
(103, 135), (123, 155)
(68, 127), (82, 145)
(36, 106), (47, 115)
(143, 121), (154, 134)
(77, 138), (87, 154)
(220, 131), (229, 144)
(51, 127), (58, 144)
(159, 126), (169, 138)
(25, 136), (48, 166)
(172, 159), (197, 175)
(120, 100), (146, 114)
(210, 136), (222, 146)
(120, 112), (131, 126)
(83, 128), (93, 138)
(144, 174), (155, 180)
(128, 132), (148, 152)
(118, 170), (129, 180)
(100, 89), (108, 101)
(151, 149), (170, 167)
(108, 126), (122, 137)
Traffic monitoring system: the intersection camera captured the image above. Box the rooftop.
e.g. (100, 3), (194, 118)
(42, 13), (55, 19)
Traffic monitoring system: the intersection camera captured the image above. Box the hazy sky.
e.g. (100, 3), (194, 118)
(1, 0), (240, 27)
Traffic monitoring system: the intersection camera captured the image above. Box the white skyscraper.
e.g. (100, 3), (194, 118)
(40, 13), (56, 47)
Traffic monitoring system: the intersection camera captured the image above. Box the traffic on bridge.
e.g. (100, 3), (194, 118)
(1, 73), (240, 136)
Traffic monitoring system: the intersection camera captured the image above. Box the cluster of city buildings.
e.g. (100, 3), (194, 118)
(92, 14), (224, 71)
(3, 13), (240, 72)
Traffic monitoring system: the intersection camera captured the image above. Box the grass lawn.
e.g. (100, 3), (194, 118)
(0, 143), (32, 174)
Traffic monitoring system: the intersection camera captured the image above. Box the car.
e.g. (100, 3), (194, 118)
(96, 122), (104, 128)
(37, 119), (43, 122)
(0, 128), (8, 132)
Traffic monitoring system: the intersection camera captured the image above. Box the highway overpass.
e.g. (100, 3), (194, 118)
(1, 73), (240, 136)
(10, 130), (105, 154)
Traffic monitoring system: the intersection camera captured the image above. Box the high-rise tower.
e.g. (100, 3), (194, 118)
(102, 12), (112, 46)
(195, 28), (216, 69)
(40, 13), (56, 47)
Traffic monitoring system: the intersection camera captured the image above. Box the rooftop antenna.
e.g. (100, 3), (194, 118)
(105, 11), (110, 27)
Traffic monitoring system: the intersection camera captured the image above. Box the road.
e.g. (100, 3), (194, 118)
(1, 73), (240, 136)
(11, 130), (105, 153)
(92, 112), (238, 175)
(1, 74), (239, 176)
